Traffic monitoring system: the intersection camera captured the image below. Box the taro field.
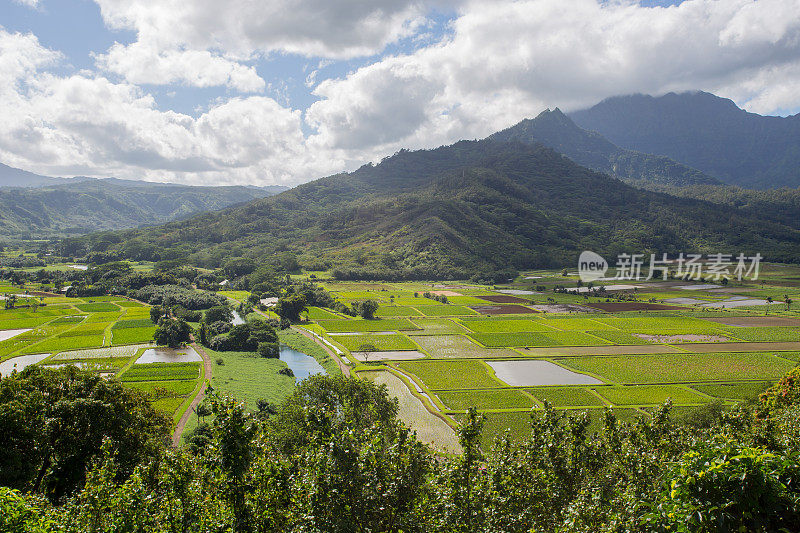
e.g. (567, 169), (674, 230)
(0, 291), (202, 422)
(302, 270), (800, 449)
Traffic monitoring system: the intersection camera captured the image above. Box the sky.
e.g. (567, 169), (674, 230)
(1, 0), (799, 186)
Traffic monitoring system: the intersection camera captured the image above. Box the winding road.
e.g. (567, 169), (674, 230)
(171, 342), (212, 446)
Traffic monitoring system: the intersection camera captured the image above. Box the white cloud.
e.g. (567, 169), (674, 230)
(96, 42), (265, 92)
(0, 30), (338, 185)
(305, 0), (800, 158)
(13, 0), (40, 7)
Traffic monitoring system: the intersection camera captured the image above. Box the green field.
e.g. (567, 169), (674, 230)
(469, 332), (558, 347)
(75, 302), (121, 313)
(527, 387), (607, 407)
(333, 334), (417, 351)
(414, 305), (478, 317)
(559, 352), (797, 384)
(411, 335), (519, 358)
(407, 318), (470, 335)
(690, 382), (772, 400)
(112, 327), (156, 345)
(120, 362), (201, 382)
(437, 389), (536, 411)
(375, 306), (423, 317)
(305, 306), (342, 319)
(316, 318), (420, 332)
(459, 318), (554, 333)
(397, 360), (502, 390)
(593, 385), (712, 406)
(203, 348), (296, 410)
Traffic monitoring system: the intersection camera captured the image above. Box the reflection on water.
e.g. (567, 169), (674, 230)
(0, 353), (50, 376)
(231, 311), (245, 325)
(135, 347), (202, 364)
(279, 345), (326, 382)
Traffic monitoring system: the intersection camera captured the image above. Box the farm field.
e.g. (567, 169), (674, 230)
(0, 292), (207, 422)
(303, 272), (800, 447)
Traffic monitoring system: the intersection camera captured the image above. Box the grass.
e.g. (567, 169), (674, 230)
(542, 318), (616, 331)
(559, 352), (798, 384)
(112, 318), (154, 329)
(151, 397), (187, 415)
(112, 327), (156, 345)
(278, 329), (341, 375)
(587, 330), (654, 345)
(594, 385), (712, 406)
(413, 305), (478, 317)
(334, 334), (418, 351)
(305, 306), (342, 320)
(397, 360), (502, 390)
(437, 389), (536, 411)
(58, 324), (109, 337)
(75, 302), (121, 313)
(407, 318), (470, 335)
(116, 300), (144, 307)
(727, 327), (800, 342)
(469, 332), (558, 347)
(124, 379), (198, 397)
(83, 312), (123, 323)
(411, 335), (519, 358)
(593, 316), (728, 335)
(0, 317), (54, 329)
(527, 387), (607, 407)
(218, 290), (251, 303)
(690, 382), (772, 400)
(203, 347), (296, 410)
(120, 362), (201, 382)
(21, 334), (105, 354)
(375, 306), (422, 317)
(316, 318), (420, 333)
(459, 318), (554, 333)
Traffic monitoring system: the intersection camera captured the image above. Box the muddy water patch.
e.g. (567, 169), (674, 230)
(487, 360), (602, 387)
(0, 353), (50, 375)
(0, 328), (31, 341)
(135, 347), (202, 364)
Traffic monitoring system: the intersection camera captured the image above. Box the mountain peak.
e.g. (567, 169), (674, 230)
(570, 90), (800, 188)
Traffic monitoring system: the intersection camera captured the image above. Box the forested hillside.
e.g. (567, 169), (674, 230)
(491, 109), (718, 187)
(66, 140), (800, 278)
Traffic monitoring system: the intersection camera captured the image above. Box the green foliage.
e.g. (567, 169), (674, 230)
(437, 389), (536, 411)
(0, 365), (168, 503)
(274, 294), (306, 322)
(528, 387), (607, 407)
(645, 439), (800, 531)
(75, 302), (119, 313)
(353, 299), (379, 319)
(317, 318), (419, 332)
(131, 285), (226, 310)
(153, 318), (192, 348)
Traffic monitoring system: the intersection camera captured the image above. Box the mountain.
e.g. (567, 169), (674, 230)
(490, 109), (719, 187)
(0, 163), (90, 188)
(0, 178), (286, 238)
(69, 139), (800, 277)
(570, 91), (800, 189)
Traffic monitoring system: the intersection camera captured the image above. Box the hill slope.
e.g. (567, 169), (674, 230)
(69, 140), (800, 276)
(570, 91), (800, 189)
(0, 178), (284, 238)
(491, 109), (718, 187)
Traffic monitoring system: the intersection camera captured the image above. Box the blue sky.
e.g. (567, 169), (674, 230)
(1, 0), (798, 185)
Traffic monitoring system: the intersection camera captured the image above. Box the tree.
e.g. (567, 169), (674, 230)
(149, 305), (165, 324)
(0, 365), (168, 503)
(153, 318), (192, 348)
(275, 294), (306, 322)
(785, 295), (793, 311)
(258, 341), (279, 358)
(204, 305), (233, 324)
(357, 343), (376, 363)
(355, 299), (380, 320)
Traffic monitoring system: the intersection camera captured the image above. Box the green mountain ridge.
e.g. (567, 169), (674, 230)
(490, 108), (719, 187)
(570, 91), (800, 189)
(67, 139), (800, 277)
(0, 178), (285, 238)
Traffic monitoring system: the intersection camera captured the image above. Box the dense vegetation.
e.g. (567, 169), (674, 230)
(3, 367), (800, 531)
(570, 91), (800, 189)
(490, 108), (718, 187)
(0, 177), (283, 239)
(61, 140), (800, 280)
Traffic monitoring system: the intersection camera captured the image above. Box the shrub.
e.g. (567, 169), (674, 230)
(258, 341), (279, 358)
